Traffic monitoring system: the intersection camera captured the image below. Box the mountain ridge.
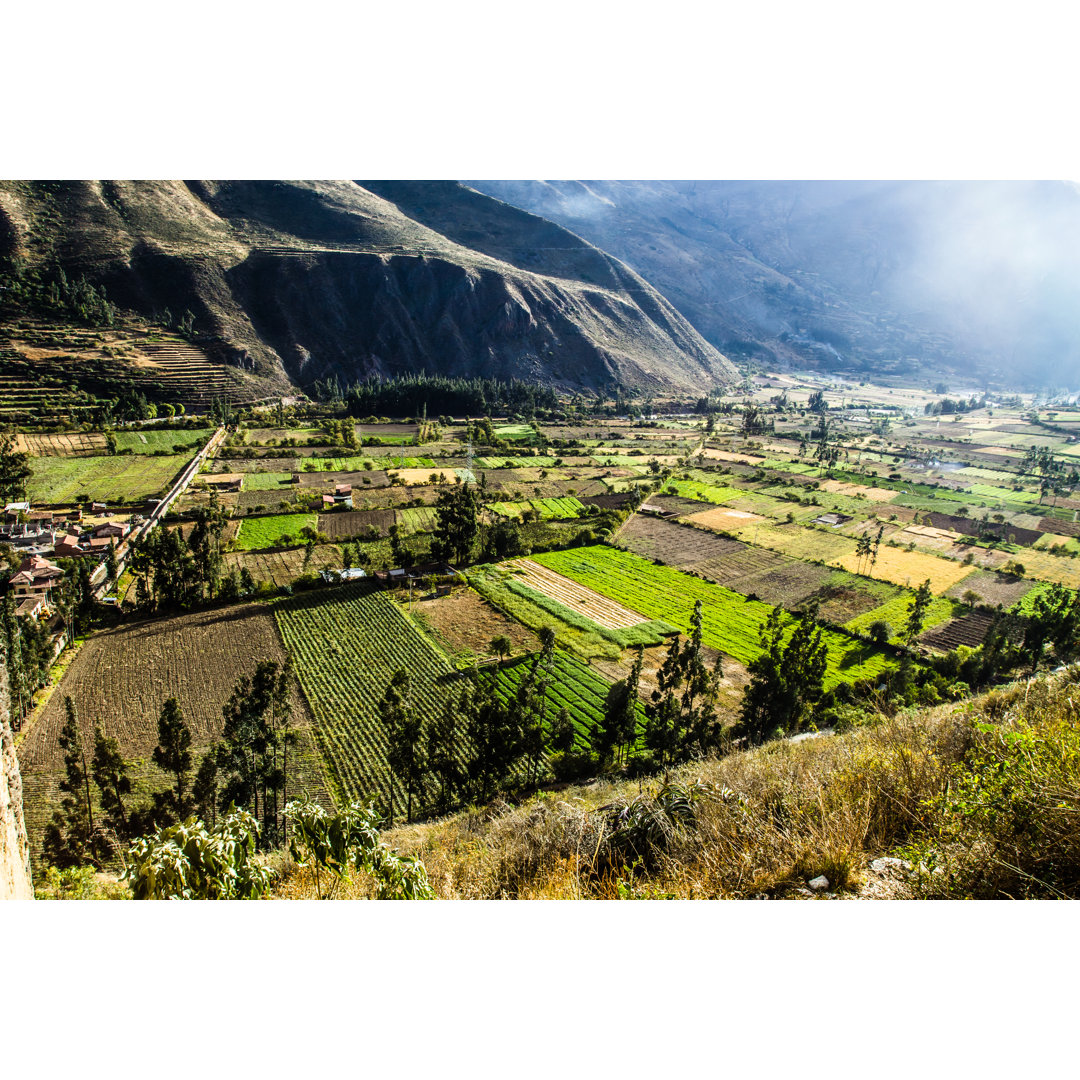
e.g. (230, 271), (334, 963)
(0, 181), (738, 397)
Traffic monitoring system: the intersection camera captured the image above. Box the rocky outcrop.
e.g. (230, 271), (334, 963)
(1, 654), (33, 900)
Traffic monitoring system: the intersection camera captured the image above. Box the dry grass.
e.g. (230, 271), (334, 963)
(368, 703), (975, 899)
(354, 668), (1080, 900)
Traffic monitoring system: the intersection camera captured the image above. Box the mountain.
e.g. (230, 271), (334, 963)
(0, 181), (737, 395)
(467, 181), (1080, 387)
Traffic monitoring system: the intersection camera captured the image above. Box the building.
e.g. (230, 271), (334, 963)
(8, 555), (64, 608)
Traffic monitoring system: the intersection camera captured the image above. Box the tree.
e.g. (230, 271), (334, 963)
(549, 707), (576, 755)
(285, 797), (433, 900)
(594, 645), (644, 767)
(644, 602), (722, 765)
(0, 433), (31, 504)
(904, 579), (933, 646)
(466, 686), (522, 802)
(105, 540), (118, 587)
(218, 660), (293, 844)
(737, 606), (827, 745)
(490, 635), (512, 662)
(152, 697), (193, 820)
(91, 722), (132, 844)
(385, 670), (427, 824)
(380, 669), (411, 825)
(516, 627), (555, 786)
(431, 481), (481, 564)
(43, 697), (95, 866)
(187, 495), (229, 599)
(428, 688), (468, 815)
(192, 748), (220, 827)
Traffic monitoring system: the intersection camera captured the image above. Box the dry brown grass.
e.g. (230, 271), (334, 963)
(364, 701), (981, 900)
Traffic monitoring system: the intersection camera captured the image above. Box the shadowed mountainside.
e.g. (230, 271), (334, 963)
(0, 181), (737, 395)
(468, 180), (1080, 387)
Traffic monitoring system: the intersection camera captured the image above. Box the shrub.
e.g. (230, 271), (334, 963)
(122, 810), (273, 900)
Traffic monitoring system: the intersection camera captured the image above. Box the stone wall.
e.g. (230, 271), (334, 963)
(1, 651), (33, 900)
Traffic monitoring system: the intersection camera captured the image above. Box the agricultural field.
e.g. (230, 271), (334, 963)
(944, 569), (1034, 608)
(274, 585), (457, 808)
(845, 591), (963, 644)
(730, 522), (858, 564)
(503, 558), (650, 629)
(1011, 549), (1080, 590)
(919, 612), (995, 652)
(408, 587), (538, 664)
(114, 428), (214, 454)
(235, 513), (318, 550)
(316, 509), (396, 539)
(239, 470), (296, 491)
(14, 431), (107, 456)
(831, 544), (974, 593)
(16, 604), (331, 864)
(530, 546), (895, 688)
(397, 506), (440, 536)
(27, 452), (195, 505)
(223, 543), (343, 587)
(488, 497), (586, 520)
(475, 650), (644, 754)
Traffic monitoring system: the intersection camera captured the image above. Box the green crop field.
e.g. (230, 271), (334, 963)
(531, 546), (895, 688)
(492, 423), (536, 442)
(469, 564), (646, 660)
(303, 454), (437, 471)
(235, 513), (317, 550)
(397, 506), (440, 535)
(845, 591), (963, 645)
(27, 452), (193, 504)
(275, 585), (456, 809)
(240, 471), (296, 491)
(114, 428), (215, 454)
(661, 479), (746, 505)
(475, 650), (644, 754)
(477, 456), (560, 468)
(489, 497), (586, 520)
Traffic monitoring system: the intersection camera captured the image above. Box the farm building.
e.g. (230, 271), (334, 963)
(813, 512), (853, 527)
(89, 521), (129, 540)
(319, 567), (367, 583)
(9, 554), (64, 607)
(15, 597), (44, 620)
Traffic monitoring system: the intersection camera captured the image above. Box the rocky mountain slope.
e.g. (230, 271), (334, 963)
(468, 181), (1080, 387)
(0, 181), (737, 395)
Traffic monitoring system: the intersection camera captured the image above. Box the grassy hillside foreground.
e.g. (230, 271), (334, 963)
(272, 668), (1080, 900)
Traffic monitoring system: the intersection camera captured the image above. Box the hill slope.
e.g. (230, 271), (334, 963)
(0, 181), (737, 396)
(468, 180), (1080, 387)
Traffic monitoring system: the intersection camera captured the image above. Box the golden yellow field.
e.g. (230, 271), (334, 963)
(388, 467), (457, 486)
(832, 546), (972, 593)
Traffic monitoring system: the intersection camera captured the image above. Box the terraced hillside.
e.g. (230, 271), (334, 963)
(0, 322), (276, 416)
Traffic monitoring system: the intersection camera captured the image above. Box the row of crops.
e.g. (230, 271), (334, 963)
(275, 583), (645, 808)
(474, 650), (643, 752)
(531, 546), (895, 688)
(274, 585), (457, 807)
(488, 497), (586, 520)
